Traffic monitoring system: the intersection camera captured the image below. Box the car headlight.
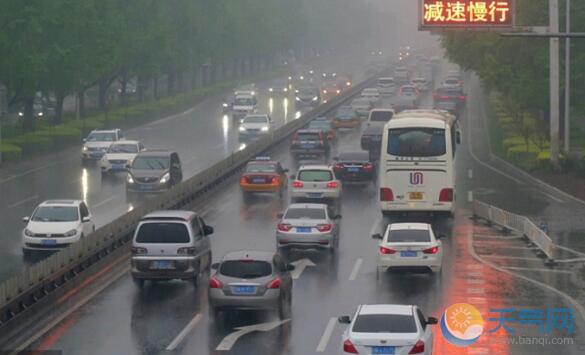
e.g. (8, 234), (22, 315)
(323, 90), (327, 94)
(160, 172), (170, 184)
(312, 96), (318, 101)
(261, 126), (269, 132)
(24, 228), (34, 237)
(222, 103), (228, 108)
(284, 88), (288, 92)
(64, 229), (78, 237)
(38, 112), (44, 117)
(18, 112), (24, 117)
(269, 88), (273, 92)
(82, 145), (88, 151)
(300, 76), (304, 80)
(295, 97), (300, 101)
(346, 82), (351, 86)
(127, 174), (134, 184)
(288, 76), (292, 80)
(239, 126), (246, 132)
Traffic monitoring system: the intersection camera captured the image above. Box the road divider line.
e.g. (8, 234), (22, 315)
(316, 317), (337, 352)
(9, 195), (39, 208)
(467, 190), (473, 203)
(468, 169), (473, 179)
(479, 255), (543, 261)
(166, 313), (202, 351)
(92, 196), (118, 209)
(503, 266), (573, 274)
(348, 258), (363, 281)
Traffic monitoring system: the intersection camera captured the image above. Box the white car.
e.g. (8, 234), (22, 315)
(239, 114), (273, 138)
(291, 165), (342, 202)
(350, 98), (373, 117)
(82, 129), (123, 161)
(22, 200), (95, 255)
(411, 77), (430, 92)
(374, 223), (444, 275)
(360, 88), (380, 103)
(367, 108), (395, 128)
(100, 140), (144, 175)
(338, 304), (437, 354)
(377, 77), (396, 95)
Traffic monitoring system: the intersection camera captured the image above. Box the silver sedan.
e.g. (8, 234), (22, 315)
(276, 203), (341, 252)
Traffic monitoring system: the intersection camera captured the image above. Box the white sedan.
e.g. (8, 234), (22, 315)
(338, 304), (437, 354)
(360, 88), (380, 104)
(100, 140), (144, 175)
(290, 165), (342, 202)
(374, 223), (443, 275)
(239, 114), (273, 138)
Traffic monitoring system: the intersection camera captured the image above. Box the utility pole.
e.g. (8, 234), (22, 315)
(563, 0), (571, 154)
(550, 0), (560, 167)
(0, 83), (5, 165)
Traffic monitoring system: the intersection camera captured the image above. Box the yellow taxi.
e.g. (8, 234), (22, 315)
(239, 157), (289, 197)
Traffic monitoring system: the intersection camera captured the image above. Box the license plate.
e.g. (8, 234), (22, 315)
(307, 193), (322, 198)
(409, 192), (423, 200)
(232, 286), (257, 295)
(372, 346), (395, 354)
(141, 185), (154, 191)
(151, 260), (173, 269)
(301, 144), (315, 149)
(400, 251), (417, 257)
(42, 239), (57, 245)
(252, 178), (265, 183)
(347, 167), (360, 172)
(296, 227), (312, 233)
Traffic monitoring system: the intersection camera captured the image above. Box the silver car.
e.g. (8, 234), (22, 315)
(276, 203), (341, 252)
(290, 165), (342, 202)
(208, 250), (294, 319)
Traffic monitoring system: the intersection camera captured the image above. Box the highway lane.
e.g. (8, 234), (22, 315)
(25, 69), (585, 354)
(0, 54), (370, 282)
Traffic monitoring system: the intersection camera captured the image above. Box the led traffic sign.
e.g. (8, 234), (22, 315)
(419, 0), (514, 30)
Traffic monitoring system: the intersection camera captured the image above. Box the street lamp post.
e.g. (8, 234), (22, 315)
(564, 0), (571, 154)
(550, 0), (560, 167)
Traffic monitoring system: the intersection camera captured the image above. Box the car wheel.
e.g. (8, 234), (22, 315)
(209, 306), (222, 322)
(278, 295), (291, 319)
(132, 277), (144, 288)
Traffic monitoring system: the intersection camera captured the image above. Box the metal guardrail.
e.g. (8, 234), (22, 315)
(472, 200), (556, 264)
(0, 69), (384, 331)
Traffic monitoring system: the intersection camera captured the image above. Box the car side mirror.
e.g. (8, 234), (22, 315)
(372, 233), (383, 240)
(211, 263), (220, 270)
(82, 217), (91, 223)
(427, 317), (438, 325)
(437, 234), (447, 240)
(23, 216), (30, 223)
(203, 225), (214, 236)
(276, 212), (284, 219)
(82, 138), (87, 143)
(334, 214), (342, 219)
(456, 130), (462, 144)
(338, 316), (351, 324)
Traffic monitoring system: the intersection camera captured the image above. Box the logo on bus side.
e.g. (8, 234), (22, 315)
(410, 172), (424, 185)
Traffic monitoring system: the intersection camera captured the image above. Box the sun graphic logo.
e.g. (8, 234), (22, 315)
(440, 303), (484, 347)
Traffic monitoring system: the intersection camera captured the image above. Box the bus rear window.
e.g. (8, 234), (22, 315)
(388, 128), (446, 157)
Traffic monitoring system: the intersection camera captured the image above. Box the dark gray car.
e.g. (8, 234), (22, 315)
(126, 150), (183, 193)
(208, 250), (295, 320)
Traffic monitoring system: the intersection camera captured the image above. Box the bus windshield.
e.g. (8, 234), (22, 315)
(388, 128), (446, 157)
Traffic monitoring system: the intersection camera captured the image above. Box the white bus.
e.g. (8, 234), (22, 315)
(379, 110), (461, 217)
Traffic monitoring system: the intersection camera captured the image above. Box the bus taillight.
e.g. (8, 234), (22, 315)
(439, 188), (453, 202)
(380, 188), (394, 201)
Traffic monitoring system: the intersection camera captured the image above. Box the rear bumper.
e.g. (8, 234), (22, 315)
(377, 255), (442, 271)
(338, 172), (374, 182)
(131, 257), (198, 279)
(380, 201), (454, 213)
(240, 183), (282, 193)
(126, 183), (169, 193)
(291, 190), (340, 200)
(209, 289), (281, 310)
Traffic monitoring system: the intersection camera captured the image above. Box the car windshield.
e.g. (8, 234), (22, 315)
(108, 144), (138, 154)
(337, 107), (355, 117)
(87, 132), (116, 142)
(234, 97), (254, 105)
(388, 229), (431, 243)
(352, 314), (417, 333)
(244, 116), (268, 124)
(388, 128), (446, 157)
(309, 122), (331, 130)
(220, 260), (272, 278)
(132, 156), (170, 170)
(296, 132), (321, 141)
(370, 111), (393, 122)
(284, 208), (326, 219)
(246, 163), (277, 173)
(136, 223), (190, 243)
(298, 87), (318, 95)
(298, 170), (333, 181)
(32, 206), (79, 222)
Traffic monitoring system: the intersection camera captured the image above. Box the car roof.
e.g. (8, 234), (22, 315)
(141, 210), (198, 222)
(90, 129), (119, 133)
(222, 250), (275, 262)
(136, 150), (173, 157)
(339, 151), (369, 161)
(111, 140), (140, 145)
(378, 77), (394, 80)
(358, 304), (414, 316)
(388, 223), (430, 231)
(40, 200), (81, 206)
(287, 203), (328, 210)
(297, 129), (322, 133)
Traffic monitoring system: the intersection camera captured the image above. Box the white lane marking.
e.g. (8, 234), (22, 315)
(290, 258), (316, 279)
(468, 168), (473, 179)
(503, 266), (573, 274)
(9, 195), (39, 208)
(316, 317), (337, 352)
(348, 258), (363, 281)
(467, 190), (473, 202)
(215, 319), (290, 351)
(542, 191), (564, 203)
(478, 255), (543, 261)
(92, 196), (118, 209)
(166, 313), (203, 350)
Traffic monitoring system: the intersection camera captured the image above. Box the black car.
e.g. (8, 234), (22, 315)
(360, 125), (383, 160)
(290, 129), (329, 158)
(333, 151), (376, 183)
(126, 150), (183, 194)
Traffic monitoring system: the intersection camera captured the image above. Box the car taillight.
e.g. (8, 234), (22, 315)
(270, 176), (279, 184)
(177, 247), (196, 255)
(292, 181), (304, 188)
(334, 163), (345, 170)
(459, 95), (466, 100)
(267, 277), (281, 289)
(326, 181), (338, 188)
(239, 176), (248, 184)
(379, 246), (396, 254)
(380, 188), (394, 201)
(423, 246), (439, 254)
(439, 188), (453, 202)
(209, 277), (223, 289)
(131, 247), (147, 254)
(316, 224), (332, 232)
(363, 163), (374, 172)
(409, 340), (425, 354)
(277, 223), (292, 232)
(343, 339), (359, 354)
(432, 92), (438, 98)
(440, 95), (450, 99)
